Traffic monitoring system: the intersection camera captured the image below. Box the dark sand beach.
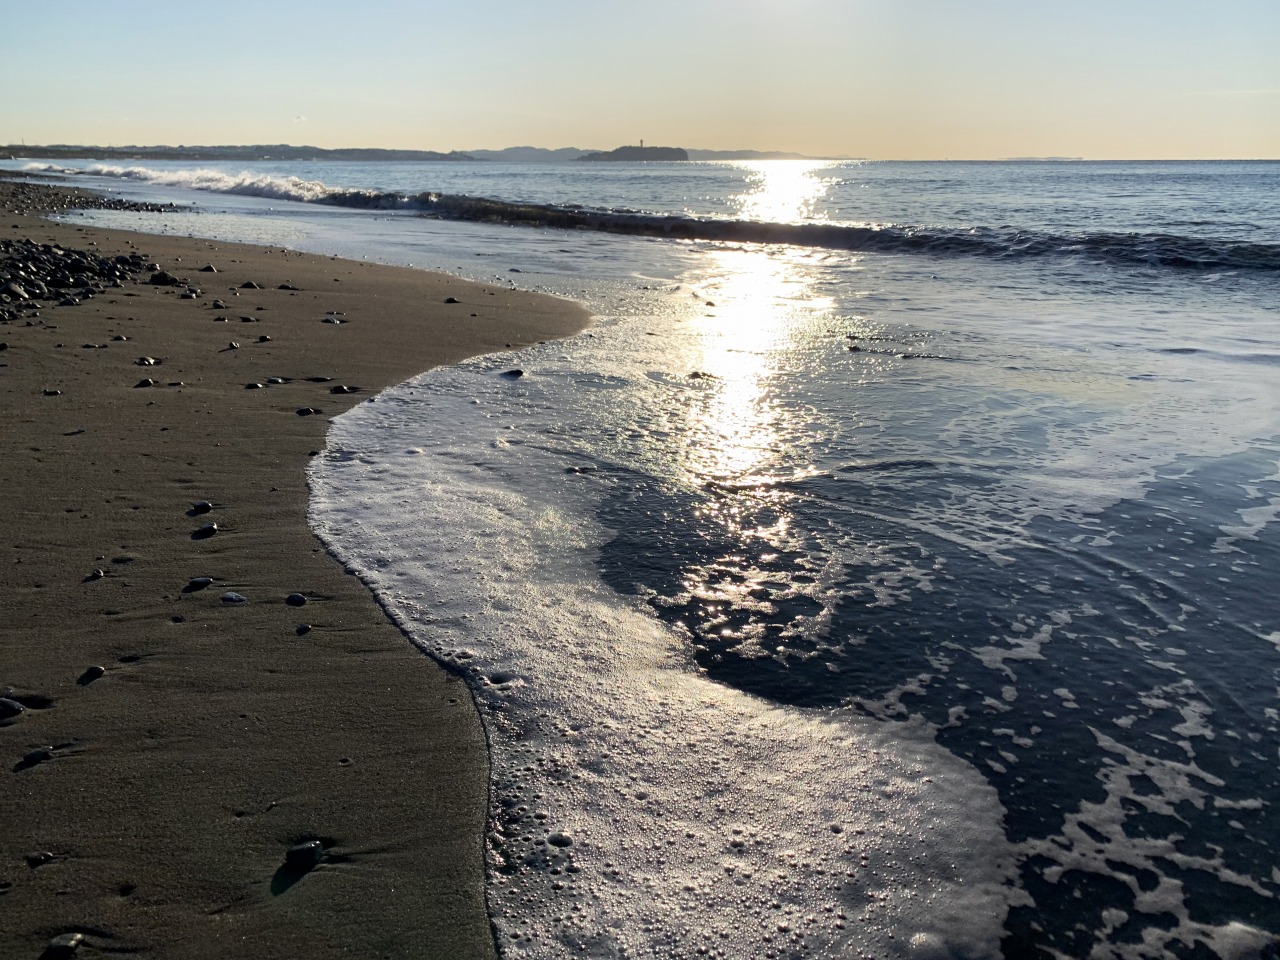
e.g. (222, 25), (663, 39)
(0, 179), (588, 959)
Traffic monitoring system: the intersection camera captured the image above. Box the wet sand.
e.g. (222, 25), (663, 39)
(0, 179), (589, 958)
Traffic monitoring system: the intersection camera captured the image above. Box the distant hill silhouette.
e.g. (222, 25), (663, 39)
(577, 145), (689, 162)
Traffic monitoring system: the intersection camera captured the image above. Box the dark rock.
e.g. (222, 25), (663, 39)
(285, 840), (325, 869)
(25, 851), (56, 869)
(191, 500), (214, 514)
(500, 369), (524, 379)
(296, 624), (312, 636)
(185, 577), (215, 592)
(43, 389), (61, 396)
(134, 356), (159, 366)
(245, 382), (264, 389)
(211, 299), (227, 309)
(329, 384), (360, 394)
(0, 697), (24, 721)
(444, 296), (460, 304)
(285, 593), (307, 607)
(134, 378), (157, 388)
(41, 932), (85, 959)
(547, 832), (573, 848)
(240, 280), (261, 289)
(149, 271), (180, 286)
(199, 264), (218, 272)
(192, 522), (218, 539)
(278, 283), (300, 291)
(220, 592), (248, 604)
(77, 665), (106, 685)
(84, 568), (105, 581)
(296, 407), (322, 416)
(257, 335), (271, 343)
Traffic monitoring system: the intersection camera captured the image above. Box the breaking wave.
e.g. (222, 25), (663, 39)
(26, 161), (1280, 272)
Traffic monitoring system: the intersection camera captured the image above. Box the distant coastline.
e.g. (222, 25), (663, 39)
(1, 143), (841, 164)
(577, 145), (689, 162)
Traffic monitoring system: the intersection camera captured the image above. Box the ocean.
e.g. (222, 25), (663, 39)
(10, 156), (1279, 958)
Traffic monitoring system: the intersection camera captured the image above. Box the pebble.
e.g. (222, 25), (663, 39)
(0, 697), (24, 720)
(266, 376), (289, 384)
(78, 665), (106, 685)
(110, 334), (128, 341)
(500, 369), (524, 379)
(200, 264), (218, 273)
(134, 356), (159, 366)
(134, 378), (157, 388)
(43, 389), (62, 396)
(285, 593), (307, 607)
(329, 384), (359, 394)
(444, 296), (460, 304)
(211, 299), (226, 309)
(245, 382), (264, 389)
(193, 522), (219, 539)
(191, 501), (214, 514)
(285, 840), (325, 869)
(547, 832), (573, 848)
(257, 335), (271, 343)
(43, 932), (85, 958)
(240, 281), (261, 289)
(296, 624), (312, 636)
(187, 577), (215, 591)
(85, 568), (105, 581)
(296, 407), (322, 416)
(227, 341), (239, 349)
(220, 592), (248, 604)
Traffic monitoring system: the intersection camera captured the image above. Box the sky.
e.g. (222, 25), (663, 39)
(2, 0), (1277, 159)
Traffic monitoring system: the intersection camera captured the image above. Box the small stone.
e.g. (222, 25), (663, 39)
(279, 283), (300, 291)
(134, 378), (157, 388)
(149, 271), (180, 286)
(547, 832), (573, 848)
(0, 697), (24, 721)
(134, 356), (159, 366)
(285, 593), (307, 607)
(211, 299), (226, 308)
(43, 389), (62, 396)
(285, 840), (325, 869)
(193, 522), (219, 539)
(85, 568), (105, 581)
(110, 335), (129, 341)
(296, 407), (321, 416)
(25, 851), (56, 869)
(43, 932), (85, 958)
(257, 335), (271, 343)
(500, 369), (524, 379)
(245, 382), (264, 389)
(296, 624), (312, 636)
(78, 665), (106, 685)
(191, 501), (214, 514)
(240, 280), (261, 289)
(329, 384), (359, 394)
(227, 341), (239, 349)
(186, 577), (215, 591)
(200, 264), (218, 273)
(266, 376), (288, 384)
(444, 296), (460, 304)
(220, 592), (248, 604)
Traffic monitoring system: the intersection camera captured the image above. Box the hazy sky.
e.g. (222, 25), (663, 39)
(3, 0), (1276, 158)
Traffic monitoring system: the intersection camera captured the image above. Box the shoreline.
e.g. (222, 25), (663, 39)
(0, 179), (589, 958)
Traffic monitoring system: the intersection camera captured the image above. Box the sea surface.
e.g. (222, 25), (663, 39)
(10, 156), (1280, 959)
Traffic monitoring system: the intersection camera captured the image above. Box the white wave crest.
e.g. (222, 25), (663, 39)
(78, 163), (337, 203)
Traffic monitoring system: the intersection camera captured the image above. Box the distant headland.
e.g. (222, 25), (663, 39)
(1, 144), (839, 163)
(577, 145), (689, 162)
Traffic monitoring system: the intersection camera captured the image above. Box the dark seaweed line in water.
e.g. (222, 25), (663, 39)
(312, 188), (1280, 272)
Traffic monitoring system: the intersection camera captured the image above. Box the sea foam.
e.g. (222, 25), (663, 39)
(310, 344), (1020, 958)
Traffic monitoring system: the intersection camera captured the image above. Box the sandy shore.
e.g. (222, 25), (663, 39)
(0, 179), (589, 959)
